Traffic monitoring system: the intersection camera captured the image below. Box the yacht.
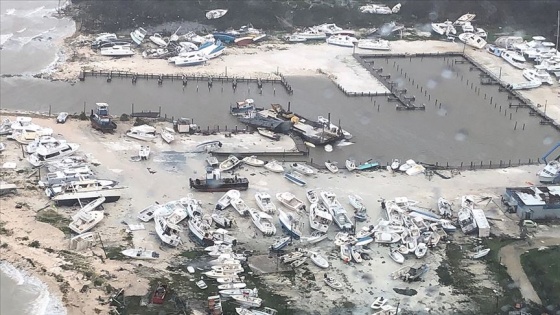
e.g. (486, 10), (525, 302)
(188, 215), (215, 246)
(309, 202), (333, 233)
(314, 23), (355, 36)
(170, 52), (208, 66)
(27, 142), (80, 167)
(326, 35), (358, 48)
(359, 4), (392, 14)
(48, 181), (123, 206)
(537, 160), (560, 183)
(249, 210), (276, 236)
(523, 69), (554, 85)
(501, 50), (526, 69)
(126, 125), (157, 141)
(357, 38), (390, 51)
(461, 22), (474, 33)
(295, 28), (327, 40)
(431, 20), (456, 36)
(458, 33), (487, 49)
(100, 44), (134, 57)
(155, 215), (182, 247)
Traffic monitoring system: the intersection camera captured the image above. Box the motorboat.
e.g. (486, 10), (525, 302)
(357, 38), (390, 50)
(290, 257), (307, 268)
(249, 210), (276, 236)
(501, 50), (526, 69)
(457, 207), (477, 234)
(235, 36), (254, 46)
(439, 219), (457, 232)
(350, 246), (363, 263)
(359, 4), (394, 14)
(271, 236), (291, 251)
(309, 203), (333, 233)
(206, 9), (228, 19)
(309, 252), (329, 268)
(323, 275), (343, 289)
(26, 136), (66, 154)
(537, 160), (560, 183)
(431, 20), (456, 36)
(284, 171), (307, 187)
(284, 34), (307, 42)
(523, 69), (554, 85)
(325, 161), (338, 173)
(196, 280), (207, 290)
(257, 128), (280, 141)
(454, 13), (476, 25)
(126, 125), (156, 141)
(149, 33), (167, 47)
(48, 179), (117, 196)
(371, 297), (389, 310)
(11, 128), (53, 145)
(461, 21), (474, 33)
(160, 127), (175, 144)
(121, 248), (160, 260)
(458, 33), (487, 49)
(340, 243), (352, 262)
(345, 159), (357, 171)
(329, 205), (353, 231)
(188, 215), (215, 246)
(255, 192), (276, 214)
(212, 228), (237, 246)
(38, 168), (94, 188)
(317, 116), (352, 139)
(68, 198), (106, 234)
(374, 232), (401, 243)
(294, 28), (327, 40)
(154, 215), (182, 246)
(90, 102), (117, 133)
(306, 189), (319, 204)
(348, 194), (366, 211)
(100, 44), (134, 57)
(276, 192), (306, 213)
(205, 268), (241, 279)
(193, 140), (222, 153)
(138, 204), (164, 222)
(278, 208), (303, 239)
(130, 27), (147, 45)
(415, 243), (428, 259)
(242, 155), (265, 167)
(280, 251), (304, 263)
(221, 288), (258, 298)
(219, 155), (242, 171)
(300, 231), (327, 245)
(205, 243), (232, 253)
(27, 142), (80, 167)
(231, 295), (262, 308)
(56, 112), (69, 124)
(231, 197), (250, 216)
(398, 159), (416, 172)
(324, 144), (333, 152)
(212, 212), (234, 229)
(390, 159), (400, 170)
(173, 52), (208, 66)
(471, 247), (490, 259)
(357, 159), (379, 171)
(218, 283), (247, 290)
(320, 191), (342, 209)
(437, 197), (453, 217)
(290, 163), (314, 176)
(207, 156), (219, 167)
(138, 145), (150, 160)
(326, 35), (358, 48)
(264, 160), (284, 173)
(216, 189), (241, 210)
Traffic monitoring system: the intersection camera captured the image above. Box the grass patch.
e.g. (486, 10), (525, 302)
(0, 221), (13, 236)
(58, 250), (105, 286)
(521, 245), (560, 307)
(29, 240), (41, 248)
(105, 246), (127, 260)
(36, 209), (72, 234)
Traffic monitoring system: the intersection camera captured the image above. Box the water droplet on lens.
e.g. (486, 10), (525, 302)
(441, 69), (453, 79)
(455, 129), (469, 142)
(543, 136), (553, 146)
(426, 80), (437, 89)
(437, 108), (447, 116)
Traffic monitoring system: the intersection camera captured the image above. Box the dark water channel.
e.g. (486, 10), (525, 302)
(1, 61), (557, 166)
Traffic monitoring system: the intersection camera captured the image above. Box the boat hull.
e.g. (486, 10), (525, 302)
(189, 178), (249, 192)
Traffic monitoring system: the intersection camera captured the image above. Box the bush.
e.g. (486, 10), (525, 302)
(79, 112), (88, 120)
(119, 114), (130, 121)
(29, 240), (41, 248)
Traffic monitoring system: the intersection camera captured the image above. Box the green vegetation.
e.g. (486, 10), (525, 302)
(521, 245), (560, 306)
(0, 221), (13, 236)
(79, 112), (88, 120)
(36, 209), (72, 234)
(58, 250), (105, 287)
(105, 246), (126, 260)
(119, 113), (130, 121)
(29, 240), (41, 248)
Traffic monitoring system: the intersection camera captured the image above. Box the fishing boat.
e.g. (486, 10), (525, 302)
(437, 197), (453, 217)
(357, 38), (390, 50)
(326, 35), (358, 47)
(189, 168), (249, 192)
(276, 192), (306, 213)
(257, 128), (280, 141)
(290, 163), (314, 175)
(219, 155), (242, 171)
(290, 257), (307, 268)
(284, 171), (307, 187)
(231, 197), (250, 216)
(100, 44), (135, 57)
(242, 155), (265, 167)
(306, 189), (319, 204)
(151, 283), (167, 304)
(68, 208), (104, 234)
(309, 252), (329, 268)
(207, 156), (219, 167)
(390, 159), (400, 170)
(309, 203), (332, 233)
(218, 282), (247, 290)
(389, 249), (405, 264)
(357, 159), (379, 171)
(154, 215), (182, 247)
(121, 248), (160, 260)
(126, 125), (156, 141)
(348, 194), (366, 211)
(278, 208), (302, 239)
(345, 159), (357, 171)
(501, 50), (526, 69)
(138, 145), (150, 160)
(230, 99), (256, 116)
(212, 212), (234, 228)
(458, 32), (487, 49)
(471, 247), (490, 259)
(249, 210), (276, 236)
(317, 116), (352, 139)
(160, 128), (175, 144)
(325, 161), (338, 173)
(216, 189), (241, 210)
(255, 192), (276, 214)
(264, 160), (284, 173)
(415, 243), (428, 259)
(231, 295), (263, 308)
(206, 9), (228, 19)
(271, 236), (291, 251)
(90, 103), (117, 133)
(27, 142), (80, 167)
(196, 280), (208, 289)
(323, 275), (343, 289)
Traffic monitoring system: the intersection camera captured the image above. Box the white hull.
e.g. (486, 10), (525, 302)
(309, 252), (329, 268)
(250, 210), (276, 236)
(27, 143), (80, 167)
(220, 155), (242, 171)
(242, 155), (265, 167)
(69, 210), (104, 234)
(276, 192), (306, 213)
(216, 190), (241, 210)
(255, 192), (276, 214)
(155, 215), (182, 247)
(309, 203), (332, 233)
(231, 197), (250, 216)
(357, 39), (390, 50)
(264, 160), (284, 173)
(121, 248), (159, 259)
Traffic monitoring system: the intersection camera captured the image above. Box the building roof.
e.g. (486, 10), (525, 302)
(507, 186), (560, 206)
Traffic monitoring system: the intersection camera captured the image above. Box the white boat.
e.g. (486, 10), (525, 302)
(431, 20), (456, 36)
(264, 160), (284, 173)
(173, 52), (208, 66)
(538, 160), (560, 183)
(329, 205), (353, 231)
(242, 155), (265, 167)
(216, 189), (241, 210)
(280, 251), (304, 263)
(306, 189), (319, 204)
(290, 163), (314, 175)
(415, 243), (428, 259)
(207, 156), (219, 167)
(454, 13), (476, 25)
(498, 50), (526, 69)
(69, 208), (104, 234)
(154, 215), (182, 247)
(345, 159), (357, 171)
(138, 145), (150, 160)
(357, 38), (390, 50)
(325, 161), (338, 173)
(276, 192), (306, 213)
(319, 191), (341, 209)
(360, 4), (392, 14)
(461, 21), (474, 32)
(326, 35), (358, 48)
(389, 249), (404, 264)
(211, 212), (234, 229)
(348, 194), (366, 211)
(523, 68), (554, 85)
(323, 275), (343, 289)
(160, 128), (175, 144)
(290, 257), (307, 268)
(371, 297), (389, 310)
(231, 295), (262, 308)
(27, 142), (80, 167)
(324, 144), (333, 152)
(206, 9), (228, 19)
(205, 243), (232, 253)
(255, 192), (276, 214)
(309, 203), (333, 233)
(121, 248), (160, 259)
(294, 28), (327, 40)
(471, 247), (490, 259)
(205, 269), (241, 279)
(398, 159), (416, 172)
(38, 168), (94, 188)
(48, 183), (122, 206)
(458, 32), (487, 49)
(439, 219), (457, 232)
(220, 288), (258, 298)
(351, 246), (363, 263)
(149, 33), (167, 47)
(26, 136), (66, 154)
(284, 34), (307, 42)
(48, 179), (117, 195)
(126, 125), (156, 141)
(374, 232), (401, 243)
(271, 236), (291, 251)
(249, 210), (276, 236)
(196, 280), (208, 289)
(100, 44), (134, 56)
(219, 155), (242, 171)
(257, 128), (280, 141)
(301, 231), (328, 244)
(284, 171), (307, 187)
(391, 3), (402, 13)
(231, 197), (250, 216)
(278, 208), (303, 239)
(437, 197), (453, 217)
(308, 252), (329, 268)
(130, 27), (147, 45)
(56, 112), (69, 124)
(218, 283), (247, 290)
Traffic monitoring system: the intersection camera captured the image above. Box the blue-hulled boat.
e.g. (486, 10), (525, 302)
(213, 32), (236, 44)
(357, 159), (379, 171)
(283, 171), (306, 187)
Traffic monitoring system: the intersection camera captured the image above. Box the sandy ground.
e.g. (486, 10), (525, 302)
(0, 113), (554, 314)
